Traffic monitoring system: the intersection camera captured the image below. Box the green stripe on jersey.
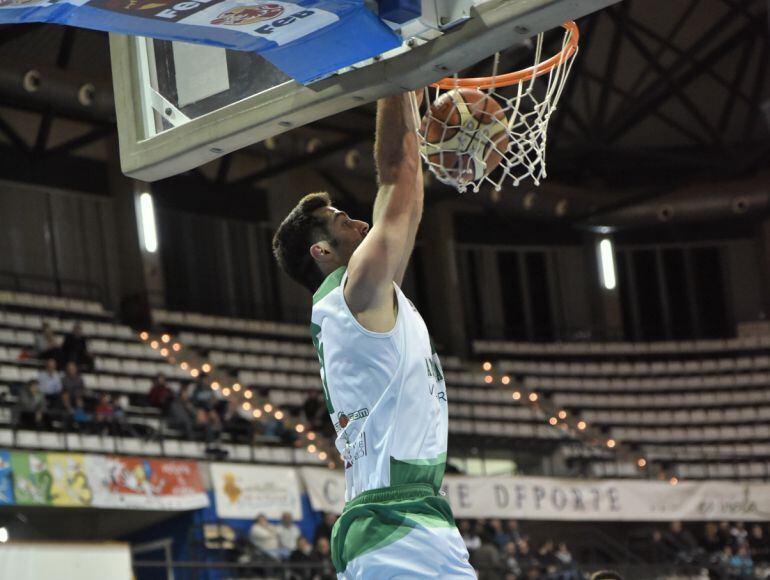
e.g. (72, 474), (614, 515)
(313, 266), (346, 305)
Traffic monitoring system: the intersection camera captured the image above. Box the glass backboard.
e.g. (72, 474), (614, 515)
(110, 0), (621, 181)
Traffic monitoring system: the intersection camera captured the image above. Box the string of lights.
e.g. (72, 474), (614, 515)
(139, 330), (338, 469)
(481, 361), (680, 486)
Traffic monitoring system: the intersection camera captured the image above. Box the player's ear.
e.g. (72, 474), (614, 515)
(310, 241), (334, 264)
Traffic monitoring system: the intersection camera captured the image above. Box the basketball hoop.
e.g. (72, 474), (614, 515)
(417, 21), (579, 193)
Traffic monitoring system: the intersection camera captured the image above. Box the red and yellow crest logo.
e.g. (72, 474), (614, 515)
(211, 3), (283, 25)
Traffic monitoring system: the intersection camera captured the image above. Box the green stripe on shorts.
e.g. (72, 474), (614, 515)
(331, 482), (455, 573)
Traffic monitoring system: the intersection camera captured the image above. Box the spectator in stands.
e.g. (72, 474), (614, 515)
(148, 374), (174, 414)
(488, 519), (511, 551)
(34, 322), (60, 361)
(276, 512), (302, 560)
(748, 524), (768, 564)
(61, 322), (93, 371)
(555, 541), (580, 578)
(538, 539), (562, 575)
(55, 389), (76, 431)
(718, 521), (732, 547)
(312, 536), (335, 580)
(505, 520), (522, 544)
(61, 362), (89, 403)
(502, 541), (521, 577)
(712, 545), (733, 578)
(288, 536), (315, 579)
(16, 379), (48, 429)
(516, 540), (540, 577)
(222, 398), (254, 443)
(313, 512), (337, 542)
(192, 376), (223, 443)
(643, 529), (670, 563)
(196, 406), (222, 444)
(729, 544), (754, 579)
(703, 522), (723, 554)
(459, 519), (481, 554)
(471, 532), (502, 579)
(94, 393), (117, 435)
(249, 514), (280, 559)
(69, 394), (92, 431)
(37, 358), (62, 399)
(166, 383), (196, 440)
(192, 376), (216, 410)
(54, 390), (92, 433)
(664, 521), (699, 563)
(112, 394), (139, 437)
(730, 522), (748, 548)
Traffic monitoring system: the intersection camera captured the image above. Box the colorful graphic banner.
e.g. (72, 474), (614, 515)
(11, 451), (55, 506)
(300, 470), (770, 522)
(0, 451), (14, 506)
(91, 455), (208, 509)
(0, 1), (400, 83)
(8, 451), (208, 510)
(211, 463), (302, 519)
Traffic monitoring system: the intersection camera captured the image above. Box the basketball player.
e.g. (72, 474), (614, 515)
(272, 93), (475, 578)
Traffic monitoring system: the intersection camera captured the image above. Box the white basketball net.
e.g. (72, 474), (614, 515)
(416, 25), (578, 193)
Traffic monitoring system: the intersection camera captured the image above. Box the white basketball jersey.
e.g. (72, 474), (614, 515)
(310, 267), (449, 502)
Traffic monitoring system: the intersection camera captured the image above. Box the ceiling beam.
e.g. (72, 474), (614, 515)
(43, 125), (115, 157)
(229, 135), (368, 186)
(602, 17), (766, 144)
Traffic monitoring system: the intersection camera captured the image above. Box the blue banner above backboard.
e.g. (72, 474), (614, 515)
(0, 0), (401, 83)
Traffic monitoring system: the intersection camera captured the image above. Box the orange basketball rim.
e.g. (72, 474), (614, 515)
(432, 21), (580, 90)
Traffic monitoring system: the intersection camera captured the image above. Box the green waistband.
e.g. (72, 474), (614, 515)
(345, 483), (436, 510)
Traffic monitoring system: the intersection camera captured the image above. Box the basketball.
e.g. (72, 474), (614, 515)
(420, 88), (510, 186)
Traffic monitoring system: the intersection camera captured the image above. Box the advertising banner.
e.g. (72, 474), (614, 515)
(0, 1), (400, 83)
(11, 451), (54, 506)
(0, 451), (14, 505)
(8, 451), (208, 510)
(299, 466), (344, 514)
(300, 469), (770, 522)
(211, 463), (302, 519)
(90, 455), (209, 510)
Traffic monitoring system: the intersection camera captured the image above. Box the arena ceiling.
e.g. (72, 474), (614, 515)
(0, 0), (767, 226)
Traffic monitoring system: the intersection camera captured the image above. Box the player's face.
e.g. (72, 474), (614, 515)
(327, 207), (369, 245)
(317, 206), (369, 262)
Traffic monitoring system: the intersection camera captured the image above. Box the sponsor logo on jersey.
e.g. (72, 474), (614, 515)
(343, 432), (367, 469)
(210, 2), (282, 25)
(334, 407), (369, 432)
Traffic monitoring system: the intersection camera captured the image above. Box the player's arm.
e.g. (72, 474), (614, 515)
(371, 122), (424, 286)
(344, 93), (424, 314)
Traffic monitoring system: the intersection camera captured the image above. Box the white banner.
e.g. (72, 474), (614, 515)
(299, 470), (770, 522)
(300, 467), (346, 514)
(211, 463), (302, 520)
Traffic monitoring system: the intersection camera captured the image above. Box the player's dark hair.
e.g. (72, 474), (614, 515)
(272, 192), (334, 292)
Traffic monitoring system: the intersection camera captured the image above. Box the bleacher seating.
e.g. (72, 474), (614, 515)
(0, 293), (327, 465)
(6, 296), (768, 479)
(474, 338), (770, 480)
(153, 309), (565, 445)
